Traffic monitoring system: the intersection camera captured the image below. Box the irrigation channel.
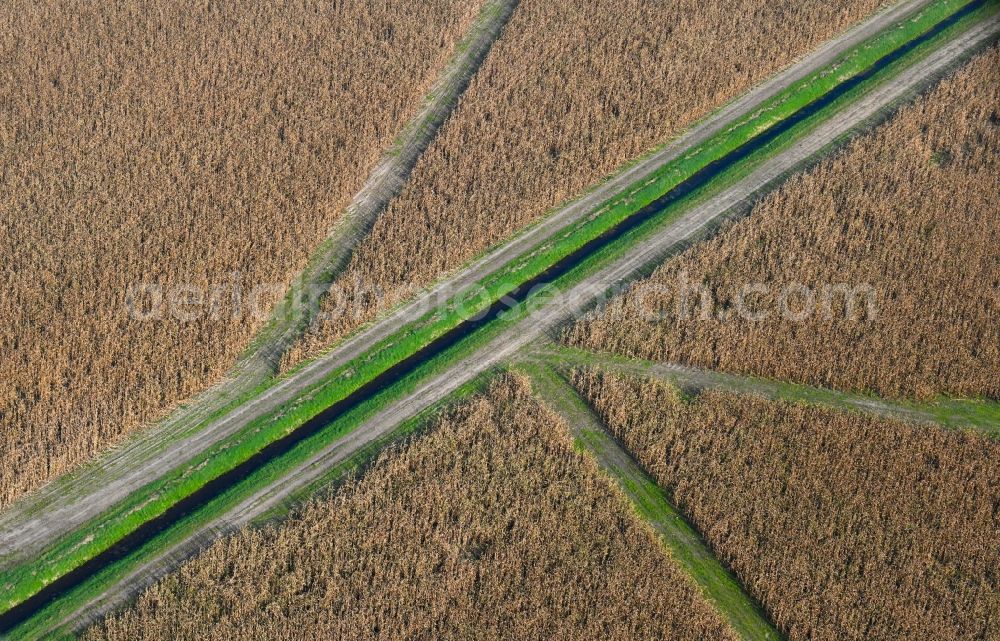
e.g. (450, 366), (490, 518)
(0, 1), (987, 634)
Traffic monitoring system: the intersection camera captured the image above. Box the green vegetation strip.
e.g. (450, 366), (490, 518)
(522, 363), (782, 641)
(2, 0), (990, 626)
(9, 332), (509, 639)
(537, 345), (1000, 437)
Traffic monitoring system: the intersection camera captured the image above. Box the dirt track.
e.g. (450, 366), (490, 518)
(55, 10), (1000, 634)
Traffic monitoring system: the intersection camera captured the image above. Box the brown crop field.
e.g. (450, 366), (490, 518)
(286, 0), (887, 365)
(0, 0), (481, 507)
(573, 367), (1000, 641)
(83, 374), (734, 641)
(563, 45), (1000, 401)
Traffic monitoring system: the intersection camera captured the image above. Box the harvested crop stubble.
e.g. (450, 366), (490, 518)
(0, 0), (481, 507)
(564, 46), (1000, 401)
(84, 374), (735, 641)
(287, 0), (887, 365)
(573, 367), (1000, 641)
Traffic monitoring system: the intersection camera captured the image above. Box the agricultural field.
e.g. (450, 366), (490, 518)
(564, 44), (1000, 401)
(573, 367), (1000, 641)
(82, 375), (734, 641)
(4, 0), (999, 638)
(0, 0), (481, 506)
(286, 0), (890, 364)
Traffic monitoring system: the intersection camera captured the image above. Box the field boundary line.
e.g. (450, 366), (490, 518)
(521, 363), (783, 641)
(527, 345), (1000, 436)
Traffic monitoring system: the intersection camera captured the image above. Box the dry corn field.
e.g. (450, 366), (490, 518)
(83, 374), (734, 641)
(564, 45), (1000, 401)
(573, 368), (1000, 641)
(574, 370), (1000, 641)
(0, 0), (482, 507)
(286, 0), (888, 365)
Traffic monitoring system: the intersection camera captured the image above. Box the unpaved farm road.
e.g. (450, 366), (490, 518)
(0, 0), (939, 567)
(60, 11), (1000, 634)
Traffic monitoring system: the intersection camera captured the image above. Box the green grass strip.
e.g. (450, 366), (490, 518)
(521, 362), (783, 641)
(537, 345), (1000, 437)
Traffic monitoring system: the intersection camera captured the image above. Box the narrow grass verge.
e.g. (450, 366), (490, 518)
(521, 362), (782, 641)
(535, 344), (1000, 437)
